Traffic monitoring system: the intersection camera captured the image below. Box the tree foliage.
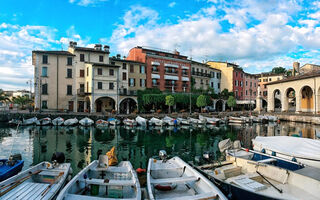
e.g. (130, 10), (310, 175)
(165, 95), (175, 113)
(220, 89), (234, 100)
(12, 96), (32, 108)
(196, 95), (208, 109)
(227, 96), (236, 111)
(271, 67), (286, 74)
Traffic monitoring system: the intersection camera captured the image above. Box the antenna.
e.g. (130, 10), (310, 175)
(189, 48), (193, 60)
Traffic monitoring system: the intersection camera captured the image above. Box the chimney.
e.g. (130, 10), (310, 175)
(116, 54), (121, 59)
(94, 44), (102, 51)
(69, 41), (77, 48)
(173, 50), (180, 55)
(293, 62), (300, 76)
(104, 45), (110, 53)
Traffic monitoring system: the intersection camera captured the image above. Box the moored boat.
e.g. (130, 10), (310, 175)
(228, 116), (245, 124)
(64, 118), (78, 126)
(252, 136), (320, 168)
(36, 117), (52, 126)
(8, 119), (22, 126)
(0, 154), (24, 182)
(108, 117), (120, 126)
(147, 151), (227, 200)
(136, 116), (147, 126)
(163, 116), (178, 126)
(188, 117), (206, 125)
(52, 117), (65, 126)
(177, 117), (190, 125)
(95, 119), (108, 127)
(123, 118), (137, 126)
(266, 115), (278, 122)
(79, 117), (94, 127)
(149, 117), (164, 126)
(57, 155), (141, 200)
(199, 115), (219, 125)
(0, 160), (71, 200)
(22, 117), (38, 126)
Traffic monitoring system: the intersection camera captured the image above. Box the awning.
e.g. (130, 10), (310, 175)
(182, 77), (189, 81)
(236, 100), (256, 104)
(181, 66), (189, 70)
(151, 61), (160, 66)
(164, 75), (179, 80)
(152, 74), (160, 79)
(165, 63), (179, 68)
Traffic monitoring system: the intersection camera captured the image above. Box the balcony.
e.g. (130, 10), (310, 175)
(152, 67), (159, 73)
(152, 82), (159, 87)
(77, 88), (85, 96)
(182, 72), (188, 76)
(120, 90), (137, 96)
(182, 84), (188, 88)
(165, 83), (177, 89)
(165, 69), (178, 75)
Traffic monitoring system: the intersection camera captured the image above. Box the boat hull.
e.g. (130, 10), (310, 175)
(0, 159), (24, 182)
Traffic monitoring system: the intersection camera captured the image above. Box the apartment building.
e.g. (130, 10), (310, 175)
(257, 73), (284, 100)
(243, 73), (258, 103)
(191, 61), (221, 93)
(126, 46), (191, 92)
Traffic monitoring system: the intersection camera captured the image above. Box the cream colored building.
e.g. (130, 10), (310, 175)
(257, 73), (284, 101)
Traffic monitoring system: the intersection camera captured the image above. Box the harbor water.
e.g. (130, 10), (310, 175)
(0, 122), (319, 175)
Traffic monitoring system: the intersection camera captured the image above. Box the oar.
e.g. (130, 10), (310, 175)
(256, 171), (282, 193)
(0, 170), (42, 193)
(40, 171), (64, 198)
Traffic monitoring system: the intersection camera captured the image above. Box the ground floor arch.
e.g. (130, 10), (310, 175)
(119, 98), (137, 114)
(274, 89), (281, 111)
(300, 85), (314, 112)
(95, 96), (116, 113)
(215, 99), (226, 112)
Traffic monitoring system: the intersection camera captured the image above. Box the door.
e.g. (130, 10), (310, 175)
(68, 101), (74, 112)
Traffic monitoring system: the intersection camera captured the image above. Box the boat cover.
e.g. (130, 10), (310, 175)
(253, 136), (320, 160)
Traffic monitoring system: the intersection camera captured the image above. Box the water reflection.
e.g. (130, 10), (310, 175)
(0, 122), (319, 175)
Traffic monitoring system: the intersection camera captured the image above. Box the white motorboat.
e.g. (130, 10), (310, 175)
(52, 117), (64, 126)
(136, 116), (147, 126)
(36, 117), (52, 126)
(108, 118), (120, 126)
(64, 118), (78, 126)
(252, 136), (320, 168)
(149, 117), (164, 126)
(266, 115), (278, 122)
(22, 117), (38, 126)
(163, 116), (178, 126)
(228, 116), (245, 124)
(123, 118), (137, 126)
(147, 152), (227, 200)
(95, 119), (108, 127)
(8, 119), (22, 126)
(0, 161), (71, 200)
(177, 117), (190, 125)
(249, 115), (260, 123)
(201, 140), (320, 200)
(57, 155), (141, 200)
(199, 115), (219, 125)
(188, 117), (206, 125)
(258, 115), (269, 123)
(79, 117), (94, 127)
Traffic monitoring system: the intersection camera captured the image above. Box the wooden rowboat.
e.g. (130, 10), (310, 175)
(0, 161), (71, 200)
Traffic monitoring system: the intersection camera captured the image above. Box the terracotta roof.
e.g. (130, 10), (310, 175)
(266, 71), (320, 85)
(32, 50), (75, 56)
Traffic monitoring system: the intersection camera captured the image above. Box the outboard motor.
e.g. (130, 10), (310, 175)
(203, 151), (214, 162)
(51, 152), (65, 164)
(159, 150), (167, 162)
(7, 154), (22, 166)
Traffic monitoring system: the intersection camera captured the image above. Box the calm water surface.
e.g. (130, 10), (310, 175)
(0, 122), (319, 175)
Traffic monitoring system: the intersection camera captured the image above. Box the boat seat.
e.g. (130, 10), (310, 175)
(151, 176), (198, 185)
(229, 176), (267, 192)
(159, 191), (219, 200)
(81, 178), (135, 186)
(95, 166), (129, 173)
(65, 194), (137, 200)
(257, 158), (276, 164)
(39, 170), (62, 176)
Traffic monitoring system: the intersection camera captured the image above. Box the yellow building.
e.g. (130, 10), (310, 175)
(206, 61), (235, 92)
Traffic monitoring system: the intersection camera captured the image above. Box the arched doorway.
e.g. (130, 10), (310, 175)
(285, 88), (296, 112)
(95, 97), (116, 113)
(215, 100), (224, 112)
(274, 89), (281, 111)
(119, 98), (137, 114)
(300, 86), (313, 112)
(262, 99), (268, 109)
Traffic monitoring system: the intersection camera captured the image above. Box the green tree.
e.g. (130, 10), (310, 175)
(271, 67), (286, 74)
(196, 95), (207, 112)
(227, 96), (236, 111)
(12, 96), (32, 109)
(165, 95), (175, 113)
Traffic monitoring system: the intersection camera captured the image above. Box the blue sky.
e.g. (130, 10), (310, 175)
(1, 0), (320, 90)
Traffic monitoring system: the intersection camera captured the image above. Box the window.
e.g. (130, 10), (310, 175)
(98, 68), (102, 75)
(80, 84), (85, 92)
(263, 91), (268, 96)
(211, 82), (214, 88)
(111, 61), (115, 65)
(246, 81), (248, 86)
(246, 90), (248, 95)
(67, 85), (72, 95)
(206, 80), (208, 85)
(87, 67), (89, 76)
(212, 72), (215, 78)
(235, 80), (238, 86)
(140, 79), (145, 87)
(42, 67), (48, 77)
(264, 85), (267, 89)
(129, 78), (135, 87)
(109, 82), (114, 90)
(122, 72), (127, 80)
(42, 55), (48, 64)
(67, 57), (72, 65)
(241, 92), (243, 96)
(130, 64), (134, 73)
(250, 82), (252, 87)
(240, 81), (243, 87)
(200, 79), (203, 84)
(87, 82), (89, 92)
(218, 83), (220, 89)
(99, 55), (104, 62)
(254, 83), (256, 87)
(80, 54), (85, 62)
(236, 72), (238, 77)
(235, 91), (238, 97)
(122, 63), (127, 70)
(80, 69), (84, 77)
(241, 73), (243, 78)
(140, 65), (145, 74)
(42, 101), (47, 109)
(98, 82), (102, 89)
(42, 84), (48, 95)
(109, 69), (114, 76)
(269, 78), (272, 81)
(277, 77), (280, 80)
(152, 79), (157, 86)
(67, 68), (72, 78)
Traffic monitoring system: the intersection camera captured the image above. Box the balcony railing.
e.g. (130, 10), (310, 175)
(152, 83), (159, 87)
(77, 88), (86, 96)
(152, 68), (159, 73)
(165, 84), (177, 88)
(165, 70), (178, 74)
(182, 72), (188, 76)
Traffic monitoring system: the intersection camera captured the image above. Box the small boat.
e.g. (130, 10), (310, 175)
(266, 115), (278, 122)
(64, 118), (78, 126)
(258, 115), (269, 123)
(149, 117), (164, 126)
(36, 117), (52, 126)
(57, 155), (141, 200)
(200, 139), (320, 200)
(188, 117), (206, 125)
(199, 115), (219, 125)
(147, 151), (227, 200)
(52, 117), (65, 126)
(252, 136), (320, 168)
(177, 117), (190, 125)
(0, 154), (24, 182)
(79, 117), (94, 127)
(136, 116), (147, 126)
(96, 119), (108, 127)
(8, 119), (22, 126)
(228, 116), (245, 124)
(123, 118), (137, 126)
(249, 115), (260, 123)
(0, 160), (71, 200)
(22, 117), (38, 126)
(108, 117), (120, 126)
(163, 116), (178, 126)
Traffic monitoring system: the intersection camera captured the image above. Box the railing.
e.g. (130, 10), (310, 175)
(152, 68), (159, 72)
(182, 72), (188, 76)
(165, 84), (177, 88)
(165, 70), (178, 74)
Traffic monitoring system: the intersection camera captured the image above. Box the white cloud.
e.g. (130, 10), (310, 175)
(68, 0), (108, 6)
(168, 2), (176, 8)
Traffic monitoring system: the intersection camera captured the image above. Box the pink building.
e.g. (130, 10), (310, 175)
(243, 73), (258, 104)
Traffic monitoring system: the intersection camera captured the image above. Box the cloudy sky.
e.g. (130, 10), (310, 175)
(1, 0), (320, 90)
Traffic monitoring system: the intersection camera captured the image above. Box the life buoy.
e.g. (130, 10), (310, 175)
(155, 183), (177, 191)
